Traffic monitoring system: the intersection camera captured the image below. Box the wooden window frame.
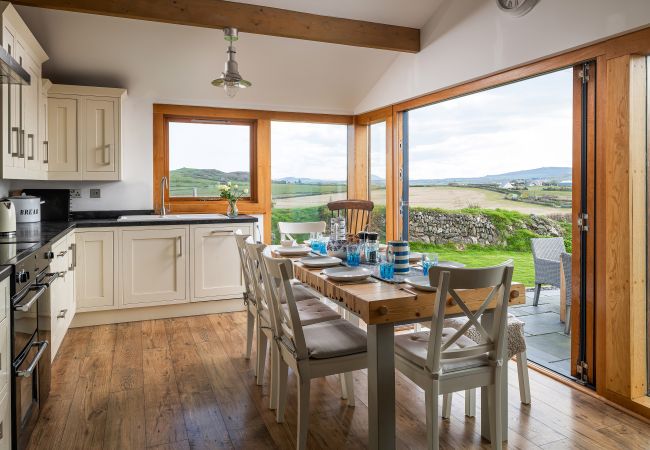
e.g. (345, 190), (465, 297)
(153, 103), (353, 241)
(163, 115), (258, 203)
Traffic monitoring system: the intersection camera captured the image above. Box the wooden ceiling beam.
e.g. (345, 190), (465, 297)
(13, 0), (421, 52)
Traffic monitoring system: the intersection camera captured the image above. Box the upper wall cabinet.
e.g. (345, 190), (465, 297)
(48, 84), (126, 181)
(0, 3), (48, 180)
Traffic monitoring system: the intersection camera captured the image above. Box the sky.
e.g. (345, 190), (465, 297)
(407, 68), (573, 180)
(169, 67), (573, 182)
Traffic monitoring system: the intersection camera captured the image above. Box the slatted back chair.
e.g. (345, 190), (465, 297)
(244, 241), (275, 387)
(234, 233), (256, 361)
(262, 253), (367, 450)
(327, 199), (374, 235)
(278, 221), (326, 241)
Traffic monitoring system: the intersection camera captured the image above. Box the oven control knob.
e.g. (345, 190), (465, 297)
(16, 270), (28, 283)
(45, 251), (54, 260)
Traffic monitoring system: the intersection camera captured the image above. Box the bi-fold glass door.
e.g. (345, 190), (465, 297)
(398, 63), (597, 385)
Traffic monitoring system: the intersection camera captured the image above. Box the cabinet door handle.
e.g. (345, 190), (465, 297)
(57, 251), (67, 257)
(43, 141), (48, 164)
(27, 134), (34, 160)
(19, 130), (24, 158)
(69, 243), (76, 270)
(103, 144), (111, 165)
(57, 271), (67, 278)
(177, 236), (182, 257)
(57, 309), (68, 319)
(209, 230), (234, 236)
(10, 128), (18, 157)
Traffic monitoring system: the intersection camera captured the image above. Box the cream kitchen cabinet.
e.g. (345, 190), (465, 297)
(120, 227), (189, 307)
(190, 224), (252, 301)
(38, 79), (50, 173)
(75, 230), (116, 311)
(0, 3), (48, 180)
(0, 275), (11, 450)
(47, 84), (125, 181)
(48, 233), (76, 360)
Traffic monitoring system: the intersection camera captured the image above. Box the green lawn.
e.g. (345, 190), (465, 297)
(409, 242), (534, 287)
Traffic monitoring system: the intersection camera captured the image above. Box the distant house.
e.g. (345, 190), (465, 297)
(559, 180), (572, 187)
(528, 179), (544, 187)
(501, 182), (514, 189)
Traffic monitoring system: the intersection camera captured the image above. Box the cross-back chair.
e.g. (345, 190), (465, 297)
(394, 262), (514, 450)
(262, 253), (368, 450)
(327, 199), (374, 235)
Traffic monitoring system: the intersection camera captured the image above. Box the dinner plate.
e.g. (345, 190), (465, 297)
(322, 266), (372, 282)
(403, 275), (437, 292)
(299, 256), (342, 268)
(275, 245), (312, 256)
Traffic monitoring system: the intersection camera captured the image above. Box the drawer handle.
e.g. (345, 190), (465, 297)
(209, 230), (234, 236)
(57, 309), (68, 319)
(58, 251), (67, 257)
(177, 236), (182, 257)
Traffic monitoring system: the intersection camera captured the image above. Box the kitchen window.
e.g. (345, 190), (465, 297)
(166, 118), (255, 199)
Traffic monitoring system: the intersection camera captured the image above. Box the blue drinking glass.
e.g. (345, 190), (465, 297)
(347, 244), (360, 267)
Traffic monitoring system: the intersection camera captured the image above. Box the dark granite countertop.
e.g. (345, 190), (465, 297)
(2, 212), (259, 267)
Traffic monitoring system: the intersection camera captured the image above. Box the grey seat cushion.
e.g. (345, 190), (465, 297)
(303, 319), (367, 359)
(281, 299), (340, 326)
(394, 329), (489, 373)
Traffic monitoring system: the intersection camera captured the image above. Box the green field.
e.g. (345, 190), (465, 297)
(410, 243), (535, 286)
(271, 183), (345, 199)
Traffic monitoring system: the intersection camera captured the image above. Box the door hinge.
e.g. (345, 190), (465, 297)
(399, 139), (403, 150)
(579, 65), (590, 83)
(577, 213), (589, 232)
(576, 360), (589, 385)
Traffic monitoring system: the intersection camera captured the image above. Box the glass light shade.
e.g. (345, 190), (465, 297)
(225, 83), (239, 98)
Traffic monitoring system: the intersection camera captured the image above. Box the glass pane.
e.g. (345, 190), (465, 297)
(271, 122), (348, 244)
(406, 68), (574, 377)
(168, 121), (251, 197)
(370, 121), (387, 242)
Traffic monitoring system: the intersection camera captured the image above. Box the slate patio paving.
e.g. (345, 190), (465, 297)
(510, 288), (572, 378)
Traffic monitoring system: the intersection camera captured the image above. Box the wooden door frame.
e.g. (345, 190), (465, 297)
(352, 26), (650, 418)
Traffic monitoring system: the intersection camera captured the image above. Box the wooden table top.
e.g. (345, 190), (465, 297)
(269, 248), (526, 325)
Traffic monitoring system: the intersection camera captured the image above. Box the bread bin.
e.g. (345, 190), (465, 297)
(8, 194), (44, 223)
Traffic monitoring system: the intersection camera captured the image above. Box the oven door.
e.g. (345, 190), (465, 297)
(12, 284), (46, 360)
(13, 337), (48, 450)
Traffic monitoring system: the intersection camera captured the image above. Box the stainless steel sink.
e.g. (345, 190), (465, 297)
(117, 213), (228, 222)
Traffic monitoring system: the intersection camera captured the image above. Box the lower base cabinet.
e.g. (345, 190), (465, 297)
(49, 233), (76, 360)
(0, 389), (9, 450)
(120, 227), (188, 307)
(0, 277), (10, 450)
(191, 224), (251, 301)
(75, 230), (115, 311)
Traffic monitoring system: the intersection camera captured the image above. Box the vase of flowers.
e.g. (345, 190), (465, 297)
(217, 182), (248, 218)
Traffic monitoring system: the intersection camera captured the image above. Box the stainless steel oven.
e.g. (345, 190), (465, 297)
(10, 243), (56, 450)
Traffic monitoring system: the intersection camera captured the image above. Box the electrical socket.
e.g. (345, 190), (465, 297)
(90, 188), (101, 199)
(70, 189), (81, 199)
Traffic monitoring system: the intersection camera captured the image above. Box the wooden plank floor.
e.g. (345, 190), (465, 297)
(27, 312), (650, 449)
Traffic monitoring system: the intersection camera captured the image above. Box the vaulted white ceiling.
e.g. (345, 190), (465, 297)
(227, 0), (445, 28)
(15, 5), (430, 114)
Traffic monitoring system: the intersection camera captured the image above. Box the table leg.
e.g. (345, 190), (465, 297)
(480, 312), (508, 442)
(367, 323), (396, 450)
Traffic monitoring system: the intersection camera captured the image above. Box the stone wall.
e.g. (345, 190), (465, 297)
(406, 210), (566, 246)
(408, 210), (501, 245)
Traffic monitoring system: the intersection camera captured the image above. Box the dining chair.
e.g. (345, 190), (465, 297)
(531, 237), (565, 306)
(560, 252), (572, 334)
(327, 199), (374, 235)
(262, 253), (368, 450)
(234, 233), (256, 362)
(441, 313), (530, 419)
(246, 243), (340, 407)
(278, 221), (326, 241)
(394, 263), (514, 450)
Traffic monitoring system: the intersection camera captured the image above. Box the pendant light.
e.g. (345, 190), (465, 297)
(211, 27), (252, 98)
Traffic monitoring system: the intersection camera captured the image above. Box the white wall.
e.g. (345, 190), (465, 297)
(11, 6), (398, 211)
(355, 0), (650, 113)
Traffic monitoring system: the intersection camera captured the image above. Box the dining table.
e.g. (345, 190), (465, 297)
(271, 246), (526, 450)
